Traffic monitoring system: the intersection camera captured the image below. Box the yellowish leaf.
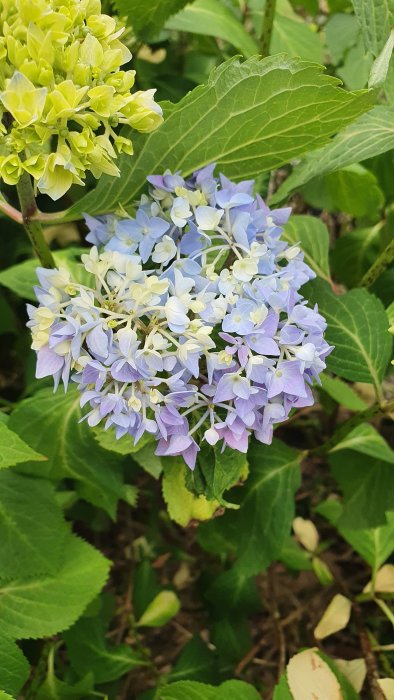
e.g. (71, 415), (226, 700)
(314, 594), (352, 640)
(364, 564), (394, 594)
(334, 658), (366, 693)
(293, 517), (319, 552)
(378, 678), (394, 700)
(287, 648), (344, 700)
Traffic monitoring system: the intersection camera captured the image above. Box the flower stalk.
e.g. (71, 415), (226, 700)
(16, 171), (55, 268)
(260, 0), (277, 58)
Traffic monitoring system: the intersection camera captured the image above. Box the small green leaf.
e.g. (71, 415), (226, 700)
(325, 13), (360, 65)
(317, 499), (394, 571)
(64, 615), (145, 683)
(305, 281), (392, 389)
(205, 568), (260, 616)
(328, 428), (394, 528)
(211, 617), (251, 663)
(320, 375), (368, 412)
(0, 535), (110, 639)
(282, 215), (331, 282)
(169, 637), (216, 683)
(137, 590), (181, 627)
(0, 638), (29, 697)
(166, 0), (259, 57)
(330, 423), (394, 463)
(273, 675), (293, 700)
(368, 30), (394, 88)
(0, 422), (46, 469)
(36, 670), (94, 700)
(331, 226), (382, 288)
(301, 165), (384, 219)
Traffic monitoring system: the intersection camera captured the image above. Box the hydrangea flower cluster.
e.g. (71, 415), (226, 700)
(0, 0), (162, 199)
(28, 164), (332, 469)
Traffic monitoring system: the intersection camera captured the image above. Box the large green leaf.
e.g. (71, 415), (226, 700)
(351, 0), (394, 56)
(317, 499), (394, 572)
(0, 471), (68, 578)
(9, 387), (126, 519)
(166, 0), (259, 57)
(65, 56), (375, 219)
(328, 427), (394, 527)
(301, 165), (384, 219)
(114, 0), (190, 37)
(305, 281), (392, 390)
(282, 215), (331, 282)
(159, 680), (261, 700)
(272, 106), (394, 203)
(0, 638), (29, 697)
(200, 439), (301, 575)
(0, 535), (110, 639)
(331, 226), (382, 288)
(64, 615), (145, 684)
(0, 421), (46, 469)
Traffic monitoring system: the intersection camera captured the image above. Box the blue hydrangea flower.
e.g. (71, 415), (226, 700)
(28, 164), (332, 470)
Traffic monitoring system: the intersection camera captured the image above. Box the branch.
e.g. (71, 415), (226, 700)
(16, 172), (55, 268)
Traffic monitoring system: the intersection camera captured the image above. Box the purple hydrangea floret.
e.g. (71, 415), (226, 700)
(28, 165), (332, 469)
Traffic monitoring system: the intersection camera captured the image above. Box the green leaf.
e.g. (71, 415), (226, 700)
(169, 637), (216, 684)
(211, 617), (251, 663)
(159, 680), (261, 700)
(65, 55), (375, 219)
(36, 670), (94, 700)
(166, 0), (259, 57)
(202, 440), (301, 575)
(132, 560), (161, 620)
(162, 457), (219, 526)
(282, 215), (331, 282)
(0, 471), (68, 578)
(320, 375), (368, 412)
(0, 534), (110, 639)
(271, 15), (323, 63)
(136, 590), (181, 627)
(273, 675), (293, 700)
(205, 568), (260, 616)
(0, 421), (46, 469)
(331, 226), (382, 288)
(93, 426), (153, 455)
(317, 499), (394, 571)
(387, 300), (394, 326)
(272, 106), (394, 203)
(9, 387), (126, 519)
(0, 692), (15, 700)
(301, 165), (384, 219)
(337, 38), (373, 90)
(369, 29), (394, 88)
(325, 13), (360, 65)
(114, 0), (190, 38)
(328, 427), (394, 527)
(305, 281), (392, 389)
(190, 444), (248, 503)
(279, 537), (313, 571)
(329, 423), (394, 463)
(64, 615), (145, 683)
(0, 248), (91, 301)
(0, 638), (29, 697)
(351, 0), (394, 56)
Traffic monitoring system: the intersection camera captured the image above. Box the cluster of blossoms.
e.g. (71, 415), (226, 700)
(0, 0), (162, 199)
(28, 165), (332, 468)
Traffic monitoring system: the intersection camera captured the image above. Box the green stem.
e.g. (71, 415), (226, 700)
(260, 0), (277, 57)
(359, 237), (394, 288)
(16, 171), (55, 268)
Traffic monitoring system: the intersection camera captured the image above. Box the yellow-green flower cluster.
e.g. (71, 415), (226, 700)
(0, 0), (163, 199)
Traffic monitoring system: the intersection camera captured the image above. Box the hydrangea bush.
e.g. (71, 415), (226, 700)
(29, 165), (331, 468)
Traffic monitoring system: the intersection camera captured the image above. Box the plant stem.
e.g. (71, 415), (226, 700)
(260, 0), (277, 57)
(16, 171), (55, 268)
(360, 237), (394, 288)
